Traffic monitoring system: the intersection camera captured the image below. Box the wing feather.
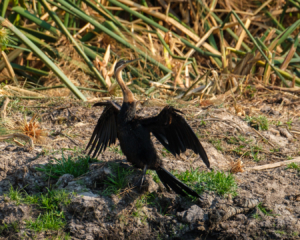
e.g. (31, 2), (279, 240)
(140, 106), (210, 168)
(85, 101), (119, 158)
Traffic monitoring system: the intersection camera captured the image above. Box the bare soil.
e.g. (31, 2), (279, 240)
(1, 94), (300, 239)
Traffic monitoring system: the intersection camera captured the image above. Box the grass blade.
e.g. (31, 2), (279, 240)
(1, 0), (10, 18)
(55, 0), (172, 74)
(196, 0), (251, 52)
(145, 72), (172, 95)
(10, 63), (49, 76)
(0, 18), (87, 101)
(33, 85), (107, 93)
(40, 0), (107, 88)
(17, 26), (58, 43)
(12, 6), (60, 36)
(222, 11), (288, 86)
(108, 0), (221, 58)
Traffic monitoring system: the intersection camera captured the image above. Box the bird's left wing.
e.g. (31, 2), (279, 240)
(140, 106), (210, 168)
(86, 101), (120, 158)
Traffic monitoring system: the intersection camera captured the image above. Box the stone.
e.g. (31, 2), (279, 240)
(141, 175), (159, 193)
(177, 205), (204, 223)
(278, 127), (293, 141)
(0, 203), (31, 224)
(56, 174), (74, 188)
(84, 167), (112, 188)
(235, 214), (247, 222)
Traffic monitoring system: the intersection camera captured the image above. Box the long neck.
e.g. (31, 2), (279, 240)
(116, 68), (136, 122)
(115, 69), (135, 103)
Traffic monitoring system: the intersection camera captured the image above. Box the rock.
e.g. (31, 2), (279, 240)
(246, 219), (256, 229)
(260, 106), (272, 114)
(259, 220), (272, 228)
(141, 175), (159, 193)
(269, 128), (280, 136)
(0, 202), (31, 224)
(84, 167), (112, 188)
(68, 194), (114, 221)
(198, 193), (214, 208)
(56, 174), (74, 188)
(63, 180), (90, 193)
(278, 127), (293, 141)
(263, 132), (288, 148)
(292, 194), (300, 201)
(260, 106), (280, 116)
(177, 205), (204, 223)
(220, 222), (230, 229)
(235, 214), (247, 222)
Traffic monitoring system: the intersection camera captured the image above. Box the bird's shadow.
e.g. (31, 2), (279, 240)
(86, 159), (183, 220)
(87, 159), (152, 212)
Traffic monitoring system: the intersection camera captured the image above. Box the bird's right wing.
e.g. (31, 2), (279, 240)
(85, 101), (120, 158)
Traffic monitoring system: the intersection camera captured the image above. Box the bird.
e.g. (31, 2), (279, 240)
(86, 59), (210, 198)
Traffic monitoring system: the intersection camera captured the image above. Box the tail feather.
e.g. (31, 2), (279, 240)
(157, 170), (187, 196)
(156, 167), (201, 198)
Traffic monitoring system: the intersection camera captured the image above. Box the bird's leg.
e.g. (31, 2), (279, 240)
(136, 165), (148, 188)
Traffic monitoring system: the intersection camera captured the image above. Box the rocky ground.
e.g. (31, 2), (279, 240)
(0, 94), (300, 239)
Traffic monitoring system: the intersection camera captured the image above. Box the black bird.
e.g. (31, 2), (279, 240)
(86, 59), (210, 198)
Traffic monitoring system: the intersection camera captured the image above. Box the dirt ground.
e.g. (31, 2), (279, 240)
(1, 92), (300, 239)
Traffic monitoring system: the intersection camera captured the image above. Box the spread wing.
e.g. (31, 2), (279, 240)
(140, 106), (210, 168)
(85, 101), (120, 158)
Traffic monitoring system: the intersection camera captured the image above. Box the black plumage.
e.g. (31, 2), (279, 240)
(86, 59), (210, 198)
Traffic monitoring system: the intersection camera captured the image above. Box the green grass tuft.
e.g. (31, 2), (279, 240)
(132, 195), (148, 220)
(36, 152), (98, 179)
(6, 187), (73, 234)
(174, 168), (238, 197)
(0, 221), (19, 236)
(161, 147), (171, 157)
(147, 170), (160, 183)
(257, 203), (275, 216)
(25, 210), (66, 232)
(227, 135), (263, 162)
(286, 162), (300, 171)
(275, 230), (286, 235)
(245, 115), (269, 131)
(102, 163), (133, 196)
(7, 186), (25, 205)
(244, 85), (257, 98)
(252, 213), (261, 220)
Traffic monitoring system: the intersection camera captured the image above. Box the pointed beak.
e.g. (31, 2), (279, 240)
(123, 58), (140, 67)
(93, 102), (106, 107)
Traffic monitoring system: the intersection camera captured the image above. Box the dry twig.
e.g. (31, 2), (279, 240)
(246, 157), (300, 171)
(0, 96), (9, 119)
(0, 133), (34, 150)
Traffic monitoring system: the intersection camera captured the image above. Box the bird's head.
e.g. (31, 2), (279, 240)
(114, 58), (140, 75)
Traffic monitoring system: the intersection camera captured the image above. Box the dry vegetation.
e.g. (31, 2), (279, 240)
(1, 0), (300, 239)
(0, 0), (300, 101)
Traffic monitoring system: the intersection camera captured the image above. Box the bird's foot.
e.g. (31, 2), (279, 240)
(135, 174), (146, 189)
(133, 165), (148, 190)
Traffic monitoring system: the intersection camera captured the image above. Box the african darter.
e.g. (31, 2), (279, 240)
(86, 59), (210, 198)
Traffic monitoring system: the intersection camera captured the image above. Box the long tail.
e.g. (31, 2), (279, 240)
(156, 167), (201, 198)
